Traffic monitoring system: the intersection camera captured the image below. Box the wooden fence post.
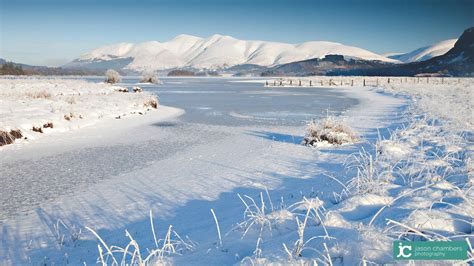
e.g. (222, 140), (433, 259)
(351, 80), (354, 86)
(309, 80), (312, 86)
(363, 79), (366, 86)
(388, 78), (390, 84)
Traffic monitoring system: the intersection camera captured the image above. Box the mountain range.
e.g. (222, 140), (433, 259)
(64, 34), (398, 72)
(2, 27), (472, 77)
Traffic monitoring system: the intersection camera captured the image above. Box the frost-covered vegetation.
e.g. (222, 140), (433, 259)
(105, 69), (121, 84)
(303, 116), (358, 146)
(140, 71), (162, 84)
(0, 77), (159, 146)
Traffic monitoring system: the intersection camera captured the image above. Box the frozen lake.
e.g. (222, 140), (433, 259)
(86, 77), (358, 126)
(0, 77), (357, 221)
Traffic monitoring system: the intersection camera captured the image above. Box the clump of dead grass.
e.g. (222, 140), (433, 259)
(1, 129), (23, 146)
(144, 97), (159, 109)
(303, 117), (358, 146)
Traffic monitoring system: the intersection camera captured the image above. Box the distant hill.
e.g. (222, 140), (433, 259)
(331, 27), (473, 77)
(261, 55), (393, 76)
(0, 59), (103, 76)
(387, 39), (457, 63)
(167, 70), (195, 76)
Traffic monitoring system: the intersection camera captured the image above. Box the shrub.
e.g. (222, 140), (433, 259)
(105, 69), (121, 84)
(302, 117), (358, 146)
(140, 71), (162, 84)
(144, 97), (159, 109)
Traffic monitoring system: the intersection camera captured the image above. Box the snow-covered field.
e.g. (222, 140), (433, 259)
(0, 77), (472, 265)
(0, 78), (159, 146)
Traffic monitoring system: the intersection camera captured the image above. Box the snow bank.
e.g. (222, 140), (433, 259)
(0, 77), (159, 146)
(214, 76), (474, 264)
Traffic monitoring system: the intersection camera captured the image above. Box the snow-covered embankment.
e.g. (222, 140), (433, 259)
(0, 78), (159, 146)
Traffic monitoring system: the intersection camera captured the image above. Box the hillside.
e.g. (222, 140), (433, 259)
(388, 39), (457, 63)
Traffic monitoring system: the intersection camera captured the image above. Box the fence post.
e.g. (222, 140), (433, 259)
(363, 79), (366, 86)
(351, 80), (354, 86)
(289, 80), (292, 85)
(309, 80), (312, 86)
(388, 78), (390, 84)
(299, 80), (301, 86)
(321, 80), (323, 86)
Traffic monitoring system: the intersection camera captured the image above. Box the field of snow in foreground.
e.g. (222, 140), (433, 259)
(0, 77), (158, 146)
(0, 77), (472, 265)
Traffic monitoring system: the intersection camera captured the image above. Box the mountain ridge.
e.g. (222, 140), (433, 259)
(65, 34), (399, 72)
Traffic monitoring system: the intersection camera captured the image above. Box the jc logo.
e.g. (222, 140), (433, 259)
(396, 242), (413, 258)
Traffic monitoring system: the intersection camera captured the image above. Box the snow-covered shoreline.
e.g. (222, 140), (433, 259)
(0, 78), (160, 147)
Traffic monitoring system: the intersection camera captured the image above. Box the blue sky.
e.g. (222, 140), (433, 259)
(1, 0), (472, 66)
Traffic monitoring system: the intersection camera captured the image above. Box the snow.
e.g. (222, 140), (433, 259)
(0, 77), (161, 145)
(388, 39), (457, 63)
(75, 34), (398, 71)
(1, 76), (473, 264)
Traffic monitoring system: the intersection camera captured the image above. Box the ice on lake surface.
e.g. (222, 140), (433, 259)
(83, 77), (358, 126)
(0, 77), (358, 220)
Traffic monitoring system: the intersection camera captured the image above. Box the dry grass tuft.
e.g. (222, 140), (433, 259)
(1, 129), (23, 146)
(43, 122), (54, 128)
(64, 113), (74, 121)
(144, 97), (159, 109)
(9, 129), (23, 139)
(115, 87), (129, 93)
(133, 86), (143, 93)
(32, 126), (43, 133)
(303, 117), (358, 146)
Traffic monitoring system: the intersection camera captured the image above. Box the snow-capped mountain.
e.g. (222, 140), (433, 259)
(387, 39), (457, 63)
(65, 34), (398, 71)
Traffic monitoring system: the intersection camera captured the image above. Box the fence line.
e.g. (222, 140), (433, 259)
(264, 77), (465, 88)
